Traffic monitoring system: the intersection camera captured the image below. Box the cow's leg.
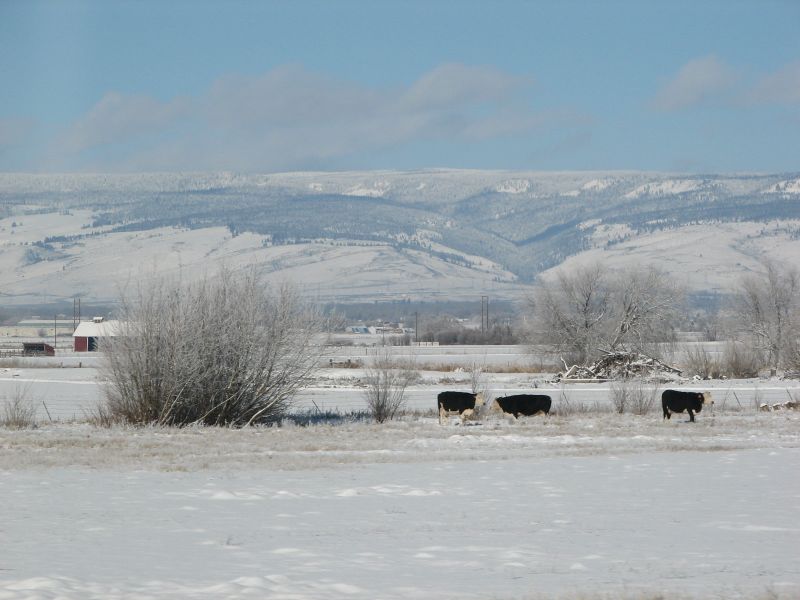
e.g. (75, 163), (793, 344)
(687, 409), (695, 422)
(460, 408), (474, 423)
(439, 405), (445, 425)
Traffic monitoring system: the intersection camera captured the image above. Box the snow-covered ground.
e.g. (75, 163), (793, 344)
(1, 414), (799, 599)
(2, 354), (800, 599)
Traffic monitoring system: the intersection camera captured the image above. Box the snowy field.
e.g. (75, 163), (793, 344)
(2, 414), (800, 599)
(2, 351), (800, 599)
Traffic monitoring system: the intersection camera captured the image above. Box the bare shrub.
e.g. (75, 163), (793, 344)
(721, 341), (763, 378)
(468, 360), (488, 395)
(682, 345), (721, 379)
(85, 403), (123, 428)
(551, 385), (609, 416)
(362, 348), (419, 423)
(552, 385), (573, 416)
(610, 377), (659, 415)
(752, 385), (764, 413)
(101, 268), (327, 427)
(1, 384), (37, 429)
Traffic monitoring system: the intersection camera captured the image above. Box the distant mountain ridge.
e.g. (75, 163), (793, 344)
(0, 170), (798, 305)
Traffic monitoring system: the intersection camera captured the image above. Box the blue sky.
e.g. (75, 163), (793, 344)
(1, 0), (798, 173)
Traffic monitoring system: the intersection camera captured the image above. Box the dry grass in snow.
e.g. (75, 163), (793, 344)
(1, 411), (798, 472)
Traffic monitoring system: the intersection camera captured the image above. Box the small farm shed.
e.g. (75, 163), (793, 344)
(73, 318), (120, 352)
(22, 342), (55, 356)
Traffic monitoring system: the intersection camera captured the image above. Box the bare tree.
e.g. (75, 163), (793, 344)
(362, 347), (418, 423)
(606, 266), (682, 355)
(529, 263), (609, 365)
(730, 260), (800, 370)
(530, 263), (682, 365)
(101, 268), (327, 426)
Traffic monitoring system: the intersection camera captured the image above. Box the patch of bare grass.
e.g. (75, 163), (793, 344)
(551, 385), (613, 416)
(1, 384), (37, 429)
(610, 377), (660, 415)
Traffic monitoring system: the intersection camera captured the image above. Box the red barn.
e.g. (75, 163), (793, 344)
(73, 317), (121, 352)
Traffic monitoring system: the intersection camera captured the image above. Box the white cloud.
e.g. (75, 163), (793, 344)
(395, 63), (532, 111)
(746, 61), (800, 106)
(55, 92), (189, 155)
(49, 64), (564, 171)
(651, 55), (737, 111)
(0, 118), (34, 148)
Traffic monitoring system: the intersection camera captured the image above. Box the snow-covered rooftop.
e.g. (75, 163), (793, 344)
(72, 319), (122, 338)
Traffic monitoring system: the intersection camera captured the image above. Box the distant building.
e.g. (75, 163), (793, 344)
(346, 326), (371, 334)
(22, 342), (55, 356)
(72, 317), (121, 352)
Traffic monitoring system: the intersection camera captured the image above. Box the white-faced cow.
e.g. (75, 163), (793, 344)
(491, 394), (552, 418)
(661, 389), (712, 422)
(437, 391), (485, 424)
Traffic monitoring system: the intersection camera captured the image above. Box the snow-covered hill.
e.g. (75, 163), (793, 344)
(0, 170), (798, 305)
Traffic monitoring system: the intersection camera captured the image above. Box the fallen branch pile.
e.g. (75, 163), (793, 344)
(556, 351), (682, 382)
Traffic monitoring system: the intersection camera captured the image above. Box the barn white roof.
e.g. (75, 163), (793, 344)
(72, 320), (122, 338)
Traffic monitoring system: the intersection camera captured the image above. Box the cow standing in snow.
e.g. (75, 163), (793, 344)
(661, 389), (712, 422)
(437, 391), (484, 424)
(491, 394), (552, 418)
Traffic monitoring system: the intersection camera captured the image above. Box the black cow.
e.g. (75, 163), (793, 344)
(661, 389), (712, 422)
(437, 391), (484, 424)
(491, 394), (552, 418)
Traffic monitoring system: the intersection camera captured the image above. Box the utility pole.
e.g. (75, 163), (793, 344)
(480, 296), (489, 334)
(414, 311), (419, 345)
(73, 298), (81, 331)
(53, 314), (57, 354)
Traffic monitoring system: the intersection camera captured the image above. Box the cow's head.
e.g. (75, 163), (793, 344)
(489, 398), (503, 413)
(701, 391), (713, 405)
(474, 392), (485, 407)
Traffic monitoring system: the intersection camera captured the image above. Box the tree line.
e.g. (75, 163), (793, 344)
(529, 260), (800, 373)
(95, 260), (799, 427)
